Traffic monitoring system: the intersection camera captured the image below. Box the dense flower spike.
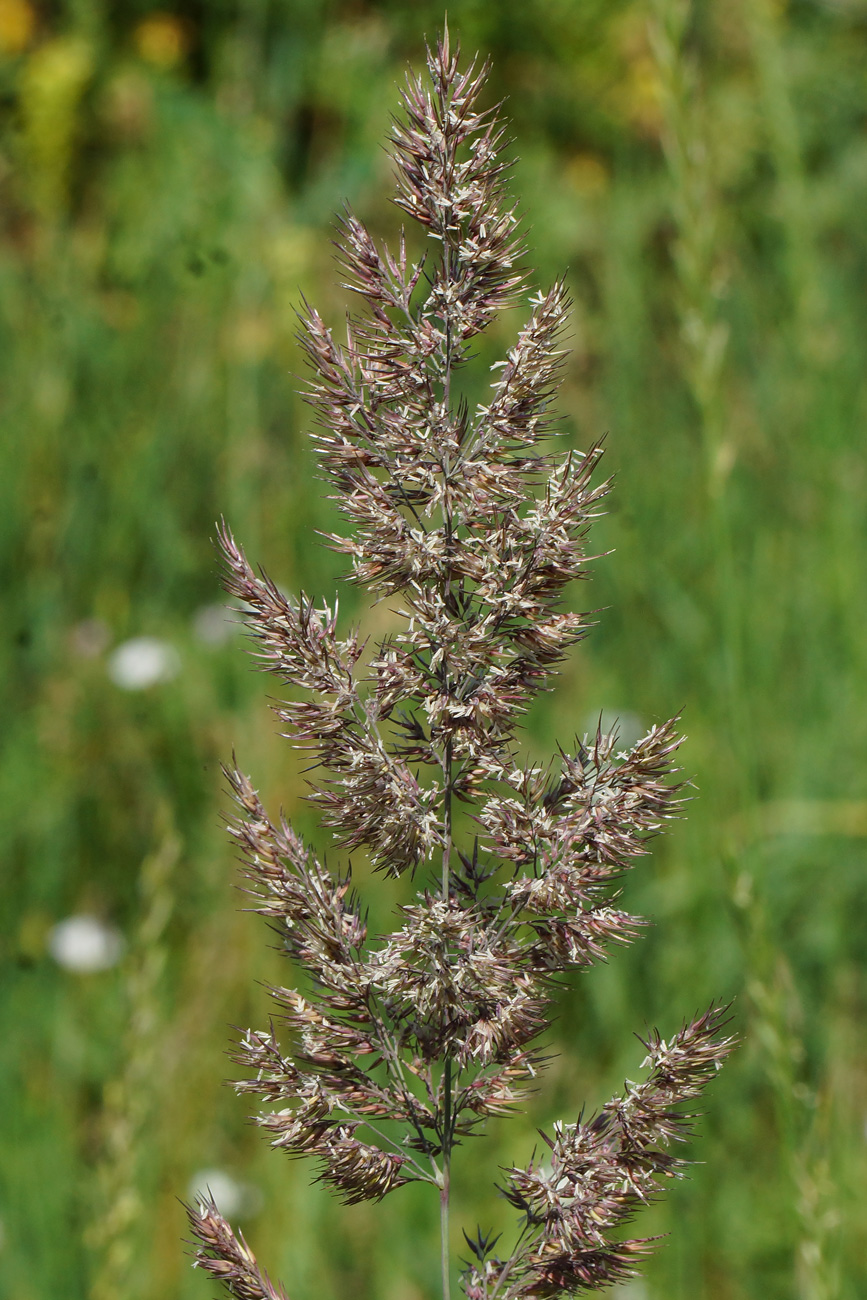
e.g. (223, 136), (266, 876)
(186, 1198), (289, 1300)
(196, 28), (731, 1300)
(496, 1005), (735, 1296)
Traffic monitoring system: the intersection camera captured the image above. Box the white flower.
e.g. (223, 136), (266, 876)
(108, 637), (180, 690)
(192, 603), (239, 647)
(188, 1169), (261, 1218)
(48, 915), (124, 973)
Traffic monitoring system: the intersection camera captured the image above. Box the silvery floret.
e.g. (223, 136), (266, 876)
(188, 29), (733, 1300)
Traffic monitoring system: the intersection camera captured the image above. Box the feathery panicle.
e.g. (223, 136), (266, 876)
(195, 29), (732, 1300)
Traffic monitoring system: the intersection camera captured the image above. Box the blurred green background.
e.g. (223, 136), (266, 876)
(2, 0), (866, 1296)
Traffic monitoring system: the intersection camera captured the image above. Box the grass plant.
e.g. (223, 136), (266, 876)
(185, 33), (732, 1300)
(2, 3), (867, 1297)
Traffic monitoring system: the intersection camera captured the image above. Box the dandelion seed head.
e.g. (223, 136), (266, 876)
(48, 915), (124, 973)
(192, 604), (240, 647)
(108, 636), (180, 690)
(188, 1170), (246, 1219)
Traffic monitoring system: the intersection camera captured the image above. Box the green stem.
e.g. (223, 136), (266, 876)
(440, 1123), (451, 1300)
(442, 736), (453, 898)
(437, 72), (459, 1300)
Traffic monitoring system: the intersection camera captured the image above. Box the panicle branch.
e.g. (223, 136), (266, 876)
(391, 30), (526, 339)
(220, 524), (441, 873)
(480, 1006), (736, 1298)
(186, 1198), (289, 1300)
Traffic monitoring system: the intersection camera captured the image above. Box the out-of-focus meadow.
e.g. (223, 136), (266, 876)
(2, 0), (867, 1296)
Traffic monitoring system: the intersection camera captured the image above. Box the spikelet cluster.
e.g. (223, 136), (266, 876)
(187, 30), (732, 1298)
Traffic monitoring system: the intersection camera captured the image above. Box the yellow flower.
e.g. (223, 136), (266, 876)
(133, 12), (189, 69)
(0, 0), (36, 56)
